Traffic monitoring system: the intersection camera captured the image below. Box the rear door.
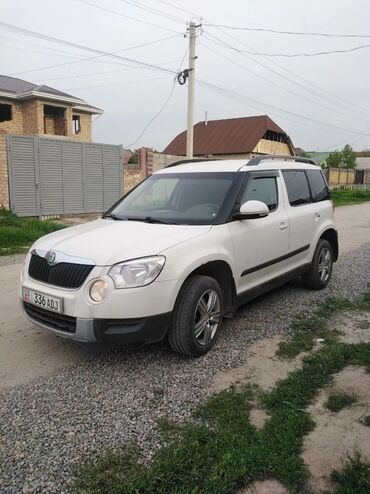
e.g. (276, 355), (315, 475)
(228, 171), (290, 294)
(281, 169), (315, 264)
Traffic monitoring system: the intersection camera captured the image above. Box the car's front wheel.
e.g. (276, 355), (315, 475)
(302, 239), (333, 290)
(168, 275), (223, 357)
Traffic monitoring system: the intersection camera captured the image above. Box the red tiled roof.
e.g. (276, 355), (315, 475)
(163, 115), (292, 155)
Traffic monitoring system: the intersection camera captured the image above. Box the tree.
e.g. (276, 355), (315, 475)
(324, 150), (342, 168)
(324, 144), (356, 169)
(341, 144), (356, 169)
(128, 149), (139, 164)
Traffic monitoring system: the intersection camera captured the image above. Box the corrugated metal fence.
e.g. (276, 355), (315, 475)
(7, 135), (123, 217)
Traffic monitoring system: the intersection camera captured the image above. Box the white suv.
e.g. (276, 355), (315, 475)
(21, 155), (338, 357)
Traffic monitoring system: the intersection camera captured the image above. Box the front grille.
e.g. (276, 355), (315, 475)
(24, 302), (76, 334)
(28, 253), (94, 289)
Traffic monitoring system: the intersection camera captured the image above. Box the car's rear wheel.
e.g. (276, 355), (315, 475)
(302, 239), (333, 290)
(168, 275), (223, 357)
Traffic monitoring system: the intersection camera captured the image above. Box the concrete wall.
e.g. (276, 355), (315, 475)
(326, 168), (355, 186)
(152, 152), (186, 172)
(123, 168), (146, 194)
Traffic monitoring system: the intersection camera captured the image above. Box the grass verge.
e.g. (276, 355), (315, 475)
(325, 393), (357, 412)
(330, 453), (370, 494)
(0, 208), (66, 256)
(74, 295), (370, 494)
(277, 298), (370, 358)
(331, 188), (370, 207)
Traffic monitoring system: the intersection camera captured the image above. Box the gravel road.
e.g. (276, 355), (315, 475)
(0, 204), (369, 493)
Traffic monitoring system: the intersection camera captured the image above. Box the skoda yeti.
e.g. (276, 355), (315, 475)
(21, 155), (338, 357)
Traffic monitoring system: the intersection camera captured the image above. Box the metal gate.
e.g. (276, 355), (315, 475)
(7, 135), (123, 217)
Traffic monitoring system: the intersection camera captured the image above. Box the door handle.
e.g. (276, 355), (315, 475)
(279, 222), (288, 231)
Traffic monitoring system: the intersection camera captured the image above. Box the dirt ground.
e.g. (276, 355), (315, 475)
(211, 308), (370, 494)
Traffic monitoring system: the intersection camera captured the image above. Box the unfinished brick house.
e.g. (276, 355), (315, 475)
(0, 75), (103, 208)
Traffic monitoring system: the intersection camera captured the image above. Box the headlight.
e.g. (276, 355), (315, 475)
(108, 256), (165, 288)
(89, 279), (109, 302)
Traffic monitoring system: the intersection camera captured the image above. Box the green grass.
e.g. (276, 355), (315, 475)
(325, 393), (357, 412)
(277, 298), (367, 358)
(0, 208), (66, 255)
(331, 188), (370, 207)
(330, 454), (370, 494)
(74, 296), (370, 494)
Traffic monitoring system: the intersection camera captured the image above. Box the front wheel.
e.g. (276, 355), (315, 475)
(168, 275), (223, 357)
(302, 239), (333, 290)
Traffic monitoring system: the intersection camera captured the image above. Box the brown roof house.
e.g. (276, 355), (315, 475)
(163, 115), (295, 159)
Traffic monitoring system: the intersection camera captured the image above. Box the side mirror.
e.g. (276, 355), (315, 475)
(235, 200), (269, 220)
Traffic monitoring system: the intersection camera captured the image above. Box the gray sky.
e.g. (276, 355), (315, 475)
(2, 0), (370, 152)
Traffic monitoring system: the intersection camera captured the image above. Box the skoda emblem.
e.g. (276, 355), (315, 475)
(45, 251), (57, 266)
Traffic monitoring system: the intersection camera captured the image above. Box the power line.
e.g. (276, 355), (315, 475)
(200, 39), (370, 125)
(154, 0), (198, 18)
(0, 33), (182, 71)
(204, 24), (370, 39)
(198, 79), (370, 137)
(0, 35), (89, 59)
(223, 43), (370, 58)
(64, 75), (169, 91)
(204, 30), (370, 121)
(152, 0), (370, 117)
(76, 0), (181, 34)
(0, 22), (180, 76)
(149, 0), (370, 120)
(125, 47), (189, 148)
(117, 0), (185, 24)
(37, 59), (181, 83)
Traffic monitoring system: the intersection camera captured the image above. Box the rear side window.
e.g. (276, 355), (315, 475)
(306, 170), (330, 202)
(282, 171), (311, 206)
(240, 177), (278, 211)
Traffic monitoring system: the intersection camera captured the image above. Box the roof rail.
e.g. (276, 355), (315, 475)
(165, 158), (213, 168)
(247, 154), (318, 166)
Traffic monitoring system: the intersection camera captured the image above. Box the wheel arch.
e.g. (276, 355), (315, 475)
(180, 260), (236, 317)
(319, 228), (339, 262)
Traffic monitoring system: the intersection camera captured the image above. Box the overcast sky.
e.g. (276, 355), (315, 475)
(2, 0), (370, 152)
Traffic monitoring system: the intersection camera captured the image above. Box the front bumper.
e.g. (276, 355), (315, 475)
(23, 301), (171, 343)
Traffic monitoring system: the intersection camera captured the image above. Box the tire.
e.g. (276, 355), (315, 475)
(302, 239), (333, 290)
(168, 275), (223, 357)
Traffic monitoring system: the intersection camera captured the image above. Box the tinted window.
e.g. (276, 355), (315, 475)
(109, 172), (236, 225)
(240, 177), (278, 211)
(282, 171), (311, 206)
(306, 170), (330, 202)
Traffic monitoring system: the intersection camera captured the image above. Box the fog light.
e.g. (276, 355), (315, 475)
(89, 279), (109, 302)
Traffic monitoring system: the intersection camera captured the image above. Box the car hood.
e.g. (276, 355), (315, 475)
(32, 219), (211, 266)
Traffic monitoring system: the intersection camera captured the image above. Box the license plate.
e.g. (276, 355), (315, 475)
(23, 288), (63, 314)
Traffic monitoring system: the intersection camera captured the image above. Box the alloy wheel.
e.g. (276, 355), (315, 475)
(318, 247), (332, 283)
(193, 289), (221, 346)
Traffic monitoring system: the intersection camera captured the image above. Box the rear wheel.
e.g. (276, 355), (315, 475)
(168, 275), (223, 357)
(302, 239), (333, 290)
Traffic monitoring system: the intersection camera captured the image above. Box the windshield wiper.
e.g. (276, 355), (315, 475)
(103, 213), (122, 220)
(125, 216), (178, 225)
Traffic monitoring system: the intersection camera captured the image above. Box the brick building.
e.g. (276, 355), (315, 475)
(0, 75), (103, 208)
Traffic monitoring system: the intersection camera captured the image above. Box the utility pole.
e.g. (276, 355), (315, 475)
(186, 21), (198, 159)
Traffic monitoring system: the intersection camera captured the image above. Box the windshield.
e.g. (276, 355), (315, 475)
(107, 172), (237, 225)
